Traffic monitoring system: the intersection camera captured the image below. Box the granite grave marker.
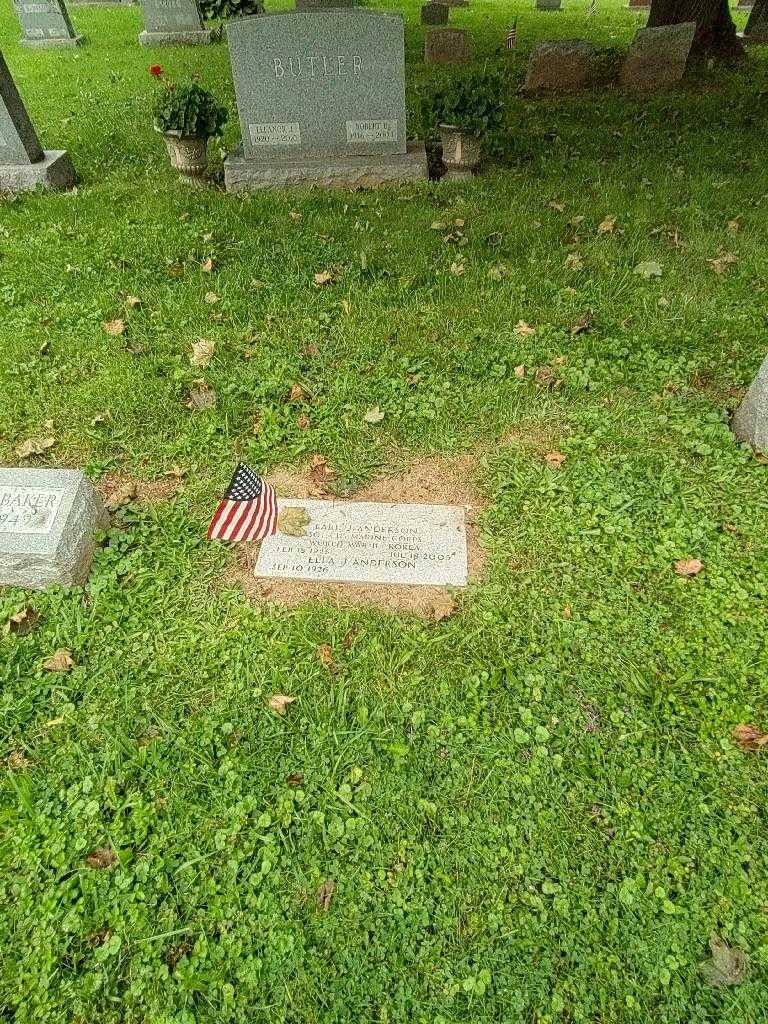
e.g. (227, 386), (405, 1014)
(424, 26), (470, 64)
(13, 0), (83, 48)
(743, 2), (768, 42)
(732, 354), (768, 452)
(421, 2), (449, 24)
(255, 499), (468, 587)
(139, 0), (212, 46)
(0, 469), (108, 591)
(619, 22), (696, 88)
(536, 0), (563, 10)
(224, 10), (427, 190)
(523, 39), (595, 91)
(295, 0), (356, 8)
(0, 52), (75, 191)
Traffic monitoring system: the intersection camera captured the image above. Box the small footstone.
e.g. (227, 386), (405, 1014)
(421, 2), (449, 25)
(13, 0), (83, 48)
(523, 40), (595, 91)
(732, 354), (768, 453)
(0, 469), (108, 591)
(138, 0), (211, 45)
(619, 22), (696, 89)
(424, 27), (470, 64)
(0, 51), (75, 193)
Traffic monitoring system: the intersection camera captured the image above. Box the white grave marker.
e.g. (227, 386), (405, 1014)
(255, 499), (468, 587)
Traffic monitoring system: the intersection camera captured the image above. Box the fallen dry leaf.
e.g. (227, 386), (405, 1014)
(570, 312), (594, 335)
(269, 694), (297, 716)
(204, 291), (219, 305)
(514, 364), (526, 379)
(316, 644), (338, 674)
(674, 558), (704, 577)
(42, 649), (75, 673)
(297, 413), (311, 430)
(700, 933), (749, 988)
(310, 454), (337, 484)
(549, 200), (565, 213)
(709, 253), (738, 276)
(185, 380), (217, 412)
(190, 340), (215, 369)
(316, 879), (336, 913)
(430, 591), (457, 622)
(287, 383), (309, 404)
(514, 321), (536, 338)
(313, 270), (336, 287)
(125, 295), (142, 309)
(363, 406), (385, 424)
(103, 319), (125, 336)
(726, 217), (742, 234)
(200, 257), (215, 273)
(597, 215), (617, 235)
(105, 480), (137, 511)
(278, 507), (310, 537)
(564, 253), (584, 271)
(6, 607), (40, 636)
(15, 436), (55, 459)
(286, 772), (304, 787)
(535, 366), (560, 388)
(732, 724), (768, 752)
(544, 451), (567, 470)
(85, 848), (118, 870)
(7, 750), (32, 771)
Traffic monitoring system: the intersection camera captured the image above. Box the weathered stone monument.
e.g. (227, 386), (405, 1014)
(743, 1), (768, 42)
(224, 10), (428, 190)
(732, 354), (768, 452)
(139, 0), (212, 46)
(536, 0), (563, 10)
(424, 26), (470, 64)
(619, 22), (696, 88)
(422, 2), (449, 25)
(523, 39), (595, 90)
(0, 469), (108, 590)
(13, 0), (83, 48)
(0, 53), (75, 192)
(255, 499), (468, 587)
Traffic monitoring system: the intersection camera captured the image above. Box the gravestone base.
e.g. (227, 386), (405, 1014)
(224, 141), (428, 191)
(21, 34), (84, 47)
(139, 28), (213, 45)
(0, 150), (75, 193)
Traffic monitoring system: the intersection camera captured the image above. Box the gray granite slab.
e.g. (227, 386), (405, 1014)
(139, 27), (212, 43)
(227, 11), (409, 161)
(139, 0), (207, 38)
(523, 39), (595, 91)
(0, 149), (75, 191)
(424, 26), (470, 63)
(295, 0), (356, 8)
(12, 0), (81, 46)
(536, 0), (562, 9)
(0, 53), (44, 164)
(732, 354), (768, 452)
(0, 469), (108, 590)
(255, 499), (468, 587)
(619, 22), (696, 88)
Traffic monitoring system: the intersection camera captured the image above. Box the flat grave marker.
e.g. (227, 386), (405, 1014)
(255, 499), (468, 588)
(0, 469), (108, 590)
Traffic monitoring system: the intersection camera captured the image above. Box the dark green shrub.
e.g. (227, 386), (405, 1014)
(198, 0), (263, 21)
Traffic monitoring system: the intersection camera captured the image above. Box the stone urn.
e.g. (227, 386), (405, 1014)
(161, 131), (209, 185)
(439, 123), (482, 180)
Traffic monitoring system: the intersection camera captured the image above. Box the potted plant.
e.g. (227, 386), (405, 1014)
(429, 69), (507, 180)
(150, 68), (228, 185)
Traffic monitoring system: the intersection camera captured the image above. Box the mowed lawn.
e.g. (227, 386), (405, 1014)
(1, 1), (768, 1021)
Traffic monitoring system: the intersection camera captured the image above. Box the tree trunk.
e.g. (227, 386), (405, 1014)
(647, 0), (745, 59)
(745, 0), (768, 39)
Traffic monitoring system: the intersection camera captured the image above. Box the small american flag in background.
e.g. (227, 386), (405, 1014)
(586, 0), (597, 15)
(506, 17), (518, 49)
(207, 463), (278, 543)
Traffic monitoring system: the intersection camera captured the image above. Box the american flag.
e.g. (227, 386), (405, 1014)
(506, 17), (518, 49)
(586, 0), (597, 15)
(207, 463), (278, 543)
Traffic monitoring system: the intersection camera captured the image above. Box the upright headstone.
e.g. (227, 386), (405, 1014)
(523, 40), (595, 91)
(424, 27), (470, 64)
(224, 11), (427, 190)
(0, 52), (75, 191)
(422, 2), (449, 25)
(732, 354), (768, 452)
(536, 0), (562, 10)
(13, 0), (83, 48)
(743, 1), (768, 41)
(139, 0), (212, 45)
(619, 22), (696, 88)
(0, 469), (108, 590)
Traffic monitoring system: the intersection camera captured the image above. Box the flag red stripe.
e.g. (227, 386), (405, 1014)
(234, 496), (261, 542)
(227, 499), (255, 542)
(207, 499), (232, 540)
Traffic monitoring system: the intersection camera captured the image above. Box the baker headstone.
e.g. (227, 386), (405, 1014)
(0, 469), (108, 591)
(523, 39), (595, 91)
(743, 2), (768, 42)
(224, 10), (427, 190)
(619, 22), (696, 88)
(139, 0), (212, 46)
(732, 354), (768, 452)
(255, 499), (468, 587)
(0, 52), (75, 192)
(536, 0), (562, 10)
(13, 0), (83, 48)
(424, 26), (470, 64)
(422, 2), (449, 25)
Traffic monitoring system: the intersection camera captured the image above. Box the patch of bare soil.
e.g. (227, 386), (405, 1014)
(99, 472), (184, 510)
(221, 455), (488, 620)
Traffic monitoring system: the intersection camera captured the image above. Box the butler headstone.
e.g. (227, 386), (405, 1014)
(255, 500), (468, 587)
(224, 10), (427, 190)
(0, 52), (75, 191)
(139, 0), (212, 46)
(732, 354), (768, 452)
(424, 26), (470, 64)
(422, 2), (449, 24)
(13, 0), (83, 48)
(0, 469), (108, 591)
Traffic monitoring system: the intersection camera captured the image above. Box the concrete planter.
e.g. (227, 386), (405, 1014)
(162, 132), (209, 184)
(439, 124), (482, 180)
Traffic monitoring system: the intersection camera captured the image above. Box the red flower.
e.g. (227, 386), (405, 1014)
(149, 65), (163, 77)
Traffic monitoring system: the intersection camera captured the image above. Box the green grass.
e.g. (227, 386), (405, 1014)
(2, 1), (768, 1021)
